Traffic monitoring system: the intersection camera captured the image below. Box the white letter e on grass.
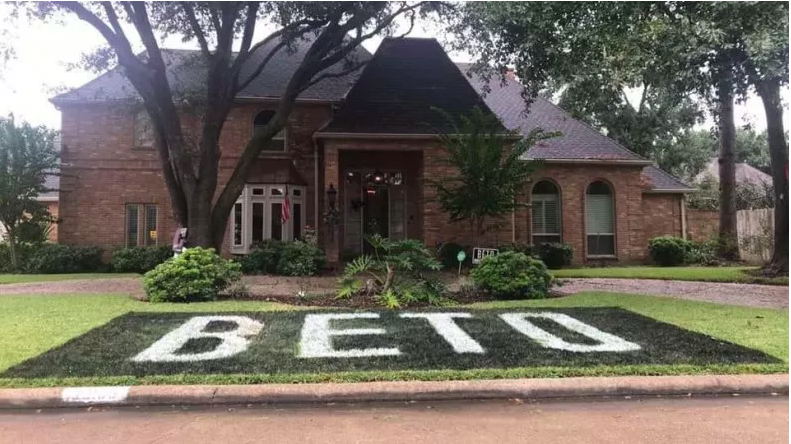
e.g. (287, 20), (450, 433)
(299, 313), (400, 358)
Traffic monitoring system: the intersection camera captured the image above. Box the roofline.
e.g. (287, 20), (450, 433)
(51, 96), (339, 107)
(527, 158), (653, 166)
(642, 188), (693, 194)
(316, 132), (523, 141)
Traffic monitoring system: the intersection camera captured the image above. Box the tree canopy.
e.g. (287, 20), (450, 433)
(0, 115), (59, 269)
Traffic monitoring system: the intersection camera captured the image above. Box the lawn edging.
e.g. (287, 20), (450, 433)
(0, 374), (786, 409)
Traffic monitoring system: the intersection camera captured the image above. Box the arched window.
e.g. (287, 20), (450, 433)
(253, 109), (286, 152)
(531, 180), (561, 245)
(585, 181), (615, 256)
(134, 110), (154, 148)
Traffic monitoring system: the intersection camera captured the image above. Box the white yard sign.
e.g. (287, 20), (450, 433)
(472, 247), (499, 264)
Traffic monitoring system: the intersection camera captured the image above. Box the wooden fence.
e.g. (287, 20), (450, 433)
(736, 208), (774, 264)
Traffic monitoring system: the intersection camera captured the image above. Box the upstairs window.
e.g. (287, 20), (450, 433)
(531, 180), (561, 245)
(253, 110), (286, 152)
(585, 181), (615, 256)
(134, 110), (154, 148)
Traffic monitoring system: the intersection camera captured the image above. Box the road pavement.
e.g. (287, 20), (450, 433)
(0, 395), (786, 443)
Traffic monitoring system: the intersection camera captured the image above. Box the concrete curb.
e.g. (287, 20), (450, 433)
(0, 374), (787, 409)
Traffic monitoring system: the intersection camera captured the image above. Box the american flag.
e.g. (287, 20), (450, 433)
(281, 185), (291, 223)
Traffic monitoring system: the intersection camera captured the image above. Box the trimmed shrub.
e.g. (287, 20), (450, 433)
(238, 240), (284, 274)
(111, 246), (173, 273)
(275, 240), (326, 276)
(143, 247), (242, 303)
(25, 244), (105, 274)
(685, 238), (720, 265)
(535, 242), (573, 269)
(499, 243), (534, 257)
(648, 236), (692, 266)
(436, 242), (471, 269)
(0, 242), (36, 273)
(470, 251), (553, 299)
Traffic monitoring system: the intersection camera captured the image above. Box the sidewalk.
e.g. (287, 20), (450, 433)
(1, 374), (786, 410)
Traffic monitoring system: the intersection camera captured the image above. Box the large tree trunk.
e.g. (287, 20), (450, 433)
(757, 79), (789, 275)
(716, 79), (739, 260)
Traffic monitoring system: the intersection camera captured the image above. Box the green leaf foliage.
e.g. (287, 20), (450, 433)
(0, 115), (58, 270)
(25, 244), (105, 274)
(429, 108), (556, 237)
(143, 247), (242, 303)
(111, 246), (174, 274)
(337, 235), (443, 308)
(470, 251), (553, 299)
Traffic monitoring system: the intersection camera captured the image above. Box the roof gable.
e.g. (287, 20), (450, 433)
(321, 38), (504, 134)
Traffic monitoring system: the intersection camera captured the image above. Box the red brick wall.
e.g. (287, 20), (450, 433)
(58, 102), (331, 254)
(686, 209), (719, 243)
(61, 103), (686, 265)
(641, 194), (683, 242)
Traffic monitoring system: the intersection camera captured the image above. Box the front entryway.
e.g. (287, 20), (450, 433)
(338, 150), (422, 256)
(344, 171), (406, 254)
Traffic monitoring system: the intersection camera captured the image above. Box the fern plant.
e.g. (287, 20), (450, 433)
(336, 235), (444, 307)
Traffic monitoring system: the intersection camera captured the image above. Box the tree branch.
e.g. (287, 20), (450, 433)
(180, 2), (211, 58)
(298, 61), (369, 93)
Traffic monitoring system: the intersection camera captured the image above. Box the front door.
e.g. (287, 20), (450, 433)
(343, 170), (405, 255)
(363, 185), (389, 252)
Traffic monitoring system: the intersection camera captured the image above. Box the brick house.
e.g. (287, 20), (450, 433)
(52, 37), (692, 265)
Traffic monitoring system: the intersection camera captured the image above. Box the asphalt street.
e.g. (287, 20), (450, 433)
(0, 395), (786, 443)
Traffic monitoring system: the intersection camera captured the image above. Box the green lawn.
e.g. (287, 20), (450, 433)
(0, 292), (785, 388)
(552, 266), (789, 285)
(0, 273), (139, 284)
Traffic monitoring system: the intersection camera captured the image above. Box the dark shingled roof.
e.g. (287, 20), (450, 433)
(321, 38), (504, 134)
(642, 165), (692, 191)
(52, 39), (371, 104)
(456, 63), (692, 192)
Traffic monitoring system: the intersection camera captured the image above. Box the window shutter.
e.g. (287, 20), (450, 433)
(586, 195), (613, 235)
(544, 199), (559, 234)
(531, 201), (545, 233)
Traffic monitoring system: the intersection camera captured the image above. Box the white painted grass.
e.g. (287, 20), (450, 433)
(499, 312), (641, 353)
(131, 316), (264, 363)
(400, 312), (485, 354)
(298, 313), (401, 358)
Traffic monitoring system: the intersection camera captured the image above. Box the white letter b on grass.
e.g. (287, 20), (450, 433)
(500, 312), (641, 353)
(131, 316), (264, 362)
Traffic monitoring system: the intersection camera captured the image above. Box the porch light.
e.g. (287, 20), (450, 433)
(327, 184), (338, 209)
(373, 171), (384, 184)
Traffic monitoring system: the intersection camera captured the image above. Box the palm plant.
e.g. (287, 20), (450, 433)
(337, 235), (444, 308)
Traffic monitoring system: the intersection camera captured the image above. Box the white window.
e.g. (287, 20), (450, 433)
(585, 181), (615, 256)
(134, 110), (154, 148)
(253, 109), (286, 152)
(531, 180), (561, 245)
(230, 184), (306, 254)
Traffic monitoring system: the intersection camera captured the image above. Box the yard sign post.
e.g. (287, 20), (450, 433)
(456, 250), (466, 275)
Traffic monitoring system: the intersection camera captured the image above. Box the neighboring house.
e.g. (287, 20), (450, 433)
(51, 37), (691, 264)
(695, 157), (773, 187)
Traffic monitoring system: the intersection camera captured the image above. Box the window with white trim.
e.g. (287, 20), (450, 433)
(253, 110), (286, 152)
(231, 184), (305, 254)
(531, 180), (561, 245)
(585, 181), (615, 256)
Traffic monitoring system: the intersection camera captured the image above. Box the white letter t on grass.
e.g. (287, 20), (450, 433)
(299, 313), (400, 358)
(400, 312), (484, 354)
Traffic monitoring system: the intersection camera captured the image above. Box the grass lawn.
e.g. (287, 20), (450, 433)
(0, 273), (139, 285)
(552, 266), (789, 286)
(0, 292), (786, 387)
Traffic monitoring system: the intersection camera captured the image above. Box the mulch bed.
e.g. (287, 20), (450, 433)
(3, 307), (778, 379)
